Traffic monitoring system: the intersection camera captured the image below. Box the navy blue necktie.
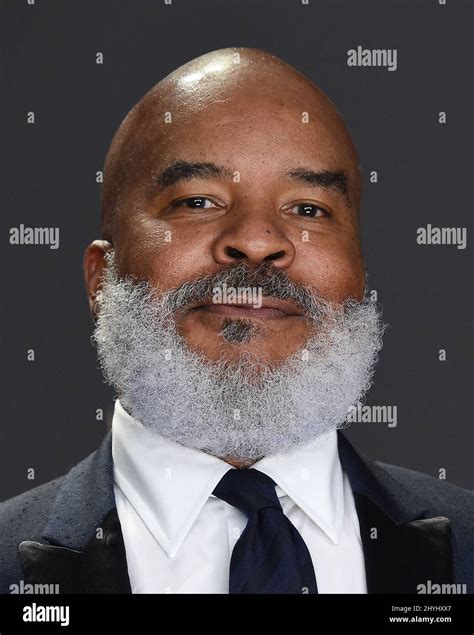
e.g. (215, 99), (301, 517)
(213, 468), (318, 594)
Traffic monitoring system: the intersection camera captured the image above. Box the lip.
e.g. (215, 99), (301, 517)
(189, 298), (304, 320)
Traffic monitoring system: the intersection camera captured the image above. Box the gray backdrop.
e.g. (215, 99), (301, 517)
(1, 0), (472, 501)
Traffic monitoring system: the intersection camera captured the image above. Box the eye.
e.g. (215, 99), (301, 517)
(171, 196), (218, 210)
(288, 202), (328, 218)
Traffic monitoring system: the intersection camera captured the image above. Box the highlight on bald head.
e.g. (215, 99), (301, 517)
(100, 47), (362, 242)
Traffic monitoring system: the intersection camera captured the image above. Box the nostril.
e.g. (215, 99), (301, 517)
(264, 251), (285, 262)
(225, 246), (246, 259)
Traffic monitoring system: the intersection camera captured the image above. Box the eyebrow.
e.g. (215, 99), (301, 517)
(155, 160), (233, 188)
(284, 168), (350, 202)
(154, 160), (350, 205)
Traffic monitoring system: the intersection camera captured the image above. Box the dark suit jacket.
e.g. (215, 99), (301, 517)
(0, 431), (472, 594)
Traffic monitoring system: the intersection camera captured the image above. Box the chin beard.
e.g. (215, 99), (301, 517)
(92, 251), (385, 461)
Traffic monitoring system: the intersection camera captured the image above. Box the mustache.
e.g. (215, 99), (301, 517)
(162, 262), (323, 317)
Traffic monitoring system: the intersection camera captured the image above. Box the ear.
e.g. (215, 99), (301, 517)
(83, 240), (113, 317)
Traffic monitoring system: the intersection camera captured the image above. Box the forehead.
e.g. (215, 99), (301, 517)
(133, 95), (356, 188)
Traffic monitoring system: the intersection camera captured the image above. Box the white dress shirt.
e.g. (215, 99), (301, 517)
(112, 399), (367, 593)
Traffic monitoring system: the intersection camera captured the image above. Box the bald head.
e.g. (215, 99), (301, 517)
(100, 47), (361, 241)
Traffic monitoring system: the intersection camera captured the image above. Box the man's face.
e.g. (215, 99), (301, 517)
(105, 89), (365, 366)
(86, 61), (382, 460)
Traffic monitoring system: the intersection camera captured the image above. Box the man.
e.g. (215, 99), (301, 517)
(1, 48), (472, 594)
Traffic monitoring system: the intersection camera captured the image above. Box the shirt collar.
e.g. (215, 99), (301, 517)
(251, 432), (344, 544)
(112, 399), (232, 558)
(112, 399), (345, 557)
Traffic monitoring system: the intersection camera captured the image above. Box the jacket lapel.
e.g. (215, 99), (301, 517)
(18, 432), (131, 593)
(338, 432), (454, 593)
(18, 509), (131, 593)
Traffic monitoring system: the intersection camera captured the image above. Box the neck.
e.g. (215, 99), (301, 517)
(220, 455), (260, 468)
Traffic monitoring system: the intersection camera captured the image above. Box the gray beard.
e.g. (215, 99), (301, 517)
(92, 251), (385, 461)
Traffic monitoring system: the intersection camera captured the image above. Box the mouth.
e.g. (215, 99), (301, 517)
(188, 298), (305, 321)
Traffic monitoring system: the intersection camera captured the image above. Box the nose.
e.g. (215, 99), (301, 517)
(212, 212), (296, 269)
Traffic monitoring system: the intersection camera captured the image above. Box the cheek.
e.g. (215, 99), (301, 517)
(113, 217), (214, 291)
(296, 239), (365, 303)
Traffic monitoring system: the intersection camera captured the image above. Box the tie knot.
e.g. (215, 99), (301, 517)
(213, 468), (281, 516)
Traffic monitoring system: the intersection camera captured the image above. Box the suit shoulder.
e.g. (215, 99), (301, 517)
(0, 476), (66, 542)
(376, 460), (474, 517)
(0, 477), (64, 524)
